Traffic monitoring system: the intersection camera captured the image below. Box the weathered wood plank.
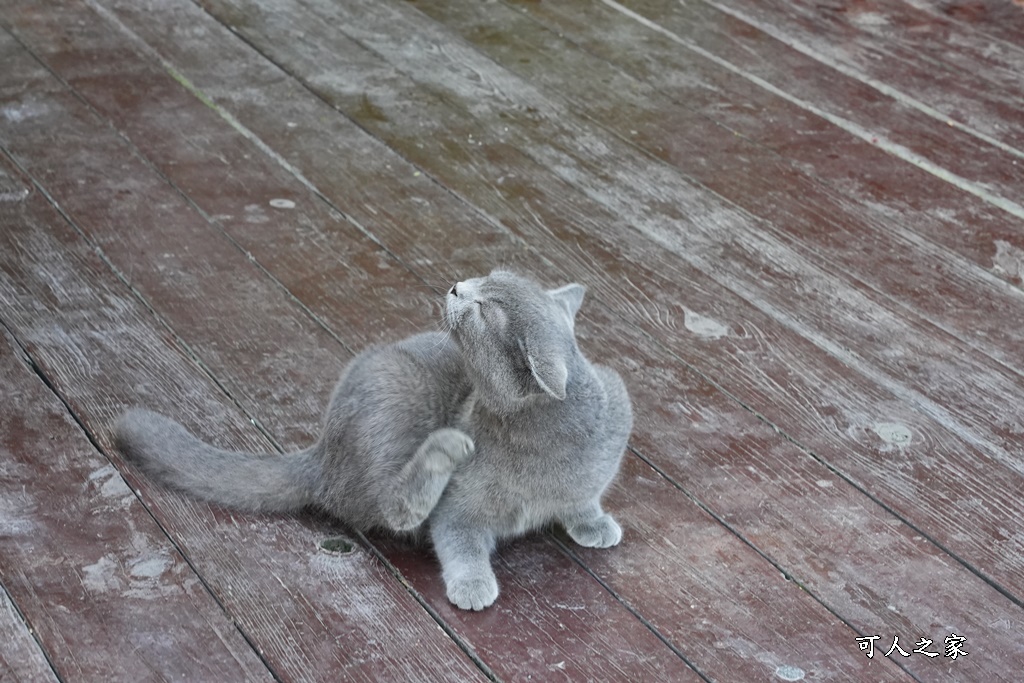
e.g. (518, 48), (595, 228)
(575, 304), (1020, 680)
(162, 0), (1024, 597)
(0, 13), (704, 683)
(501, 0), (1024, 282)
(608, 0), (1024, 217)
(706, 0), (1024, 154)
(19, 1), (1011, 679)
(0, 102), (486, 683)
(79, 0), (1024, 626)
(211, 0), (1024, 478)
(0, 5), (825, 679)
(1, 2), (919, 680)
(902, 0), (1024, 48)
(411, 0), (1024, 408)
(0, 264), (272, 679)
(0, 584), (57, 683)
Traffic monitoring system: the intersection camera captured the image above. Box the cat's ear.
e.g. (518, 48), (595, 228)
(526, 348), (568, 401)
(548, 283), (586, 329)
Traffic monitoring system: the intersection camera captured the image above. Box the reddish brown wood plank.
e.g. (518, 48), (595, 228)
(0, 584), (57, 683)
(0, 248), (272, 680)
(206, 0), (1024, 478)
(14, 0), (1007, 679)
(409, 0), (1024, 409)
(0, 88), (486, 683)
(160, 0), (1024, 597)
(608, 0), (1024, 217)
(904, 0), (1024, 47)
(707, 0), (1024, 153)
(75, 0), (1024, 630)
(1, 3), (919, 681)
(574, 304), (1022, 680)
(495, 0), (1024, 296)
(0, 13), (703, 683)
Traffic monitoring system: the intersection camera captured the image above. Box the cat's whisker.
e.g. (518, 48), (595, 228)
(429, 330), (452, 352)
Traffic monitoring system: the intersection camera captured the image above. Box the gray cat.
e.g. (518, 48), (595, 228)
(115, 270), (632, 610)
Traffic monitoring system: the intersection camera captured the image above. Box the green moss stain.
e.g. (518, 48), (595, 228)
(357, 94), (389, 123)
(166, 66), (219, 113)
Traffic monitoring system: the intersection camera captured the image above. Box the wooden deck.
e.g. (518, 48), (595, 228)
(1, 0), (1021, 680)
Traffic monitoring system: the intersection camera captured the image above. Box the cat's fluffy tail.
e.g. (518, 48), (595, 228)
(114, 408), (318, 513)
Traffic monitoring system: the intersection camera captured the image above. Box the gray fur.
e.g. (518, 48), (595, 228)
(115, 270), (632, 610)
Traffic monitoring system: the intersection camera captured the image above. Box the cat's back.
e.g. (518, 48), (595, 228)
(591, 362), (632, 443)
(353, 331), (465, 396)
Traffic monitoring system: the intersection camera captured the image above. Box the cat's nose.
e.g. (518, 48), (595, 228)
(449, 283), (460, 296)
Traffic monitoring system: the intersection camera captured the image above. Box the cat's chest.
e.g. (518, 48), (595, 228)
(460, 425), (598, 501)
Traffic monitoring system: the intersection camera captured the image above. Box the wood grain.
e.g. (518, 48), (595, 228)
(609, 0), (1024, 216)
(489, 0), (1024, 338)
(0, 293), (271, 679)
(903, 0), (1024, 48)
(0, 119), (486, 683)
(414, 0), (1024, 378)
(150, 0), (1024, 601)
(0, 11), (704, 682)
(0, 584), (57, 683)
(2, 1), (913, 679)
(706, 0), (1024, 153)
(3, 0), (1020, 678)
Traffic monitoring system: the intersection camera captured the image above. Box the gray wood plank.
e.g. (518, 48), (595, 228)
(0, 17), (699, 683)
(0, 584), (57, 683)
(0, 301), (272, 680)
(152, 0), (1024, 600)
(0, 140), (486, 683)
(0, 3), (915, 680)
(8, 0), (1007, 679)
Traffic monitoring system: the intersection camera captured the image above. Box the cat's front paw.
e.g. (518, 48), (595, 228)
(567, 514), (622, 548)
(446, 573), (499, 611)
(427, 428), (475, 467)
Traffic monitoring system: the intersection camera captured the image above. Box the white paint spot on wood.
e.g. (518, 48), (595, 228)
(775, 664), (806, 681)
(89, 465), (135, 508)
(269, 198), (296, 209)
(87, 465), (116, 481)
(992, 240), (1024, 280)
(815, 479), (833, 488)
(848, 11), (888, 28)
(1, 101), (47, 123)
(243, 203), (270, 224)
(873, 422), (913, 447)
(129, 555), (171, 579)
(0, 492), (35, 536)
(0, 184), (29, 203)
(683, 308), (730, 339)
(99, 472), (132, 499)
(82, 555), (121, 593)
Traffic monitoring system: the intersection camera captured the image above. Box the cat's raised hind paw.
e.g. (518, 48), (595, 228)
(425, 428), (475, 468)
(446, 574), (499, 611)
(567, 514), (622, 548)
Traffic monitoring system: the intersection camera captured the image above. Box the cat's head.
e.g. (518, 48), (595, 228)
(445, 271), (585, 411)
